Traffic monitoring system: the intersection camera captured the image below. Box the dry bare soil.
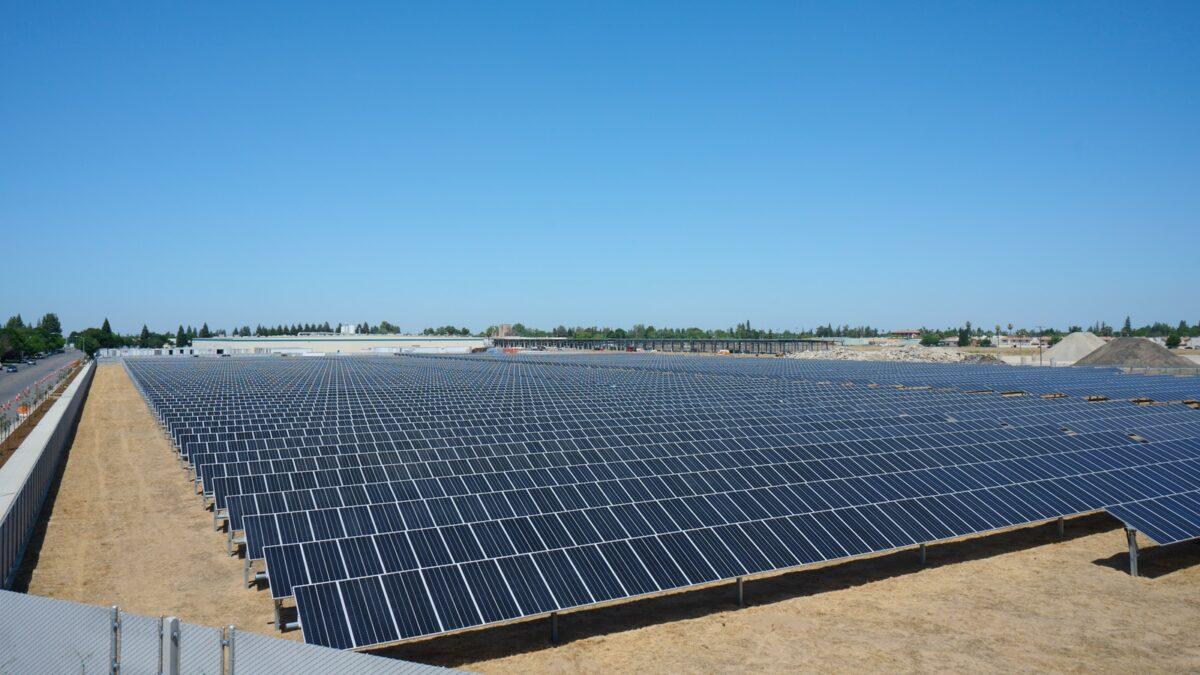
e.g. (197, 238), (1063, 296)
(18, 364), (1200, 673)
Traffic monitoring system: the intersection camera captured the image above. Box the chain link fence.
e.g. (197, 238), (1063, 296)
(0, 589), (456, 675)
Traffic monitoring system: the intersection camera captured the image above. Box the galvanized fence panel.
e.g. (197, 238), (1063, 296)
(0, 590), (113, 675)
(180, 622), (224, 675)
(0, 589), (457, 675)
(120, 612), (162, 675)
(232, 629), (452, 675)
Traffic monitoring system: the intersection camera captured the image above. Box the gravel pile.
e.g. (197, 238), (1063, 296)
(1044, 332), (1105, 364)
(1073, 337), (1196, 368)
(789, 345), (1003, 364)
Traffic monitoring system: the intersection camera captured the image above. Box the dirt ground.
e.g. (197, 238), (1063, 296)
(16, 364), (1200, 673)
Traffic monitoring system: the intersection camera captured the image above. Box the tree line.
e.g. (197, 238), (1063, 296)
(914, 316), (1200, 349)
(1, 313), (66, 361)
(55, 314), (1200, 359)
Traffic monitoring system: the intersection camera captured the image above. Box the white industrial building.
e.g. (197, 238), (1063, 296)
(190, 334), (487, 355)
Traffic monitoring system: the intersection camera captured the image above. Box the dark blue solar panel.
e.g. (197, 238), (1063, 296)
(123, 353), (1200, 650)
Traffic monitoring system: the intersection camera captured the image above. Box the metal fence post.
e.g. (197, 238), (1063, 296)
(161, 616), (180, 675)
(110, 605), (121, 674)
(157, 616), (164, 674)
(225, 626), (236, 675)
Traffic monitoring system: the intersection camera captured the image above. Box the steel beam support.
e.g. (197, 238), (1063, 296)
(550, 612), (559, 644)
(736, 577), (745, 607)
(1126, 528), (1139, 577)
(919, 542), (927, 565)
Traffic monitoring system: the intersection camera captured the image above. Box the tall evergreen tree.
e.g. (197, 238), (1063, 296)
(38, 313), (62, 335)
(199, 323), (211, 338)
(101, 318), (112, 334)
(139, 325), (151, 347)
(175, 325), (187, 346)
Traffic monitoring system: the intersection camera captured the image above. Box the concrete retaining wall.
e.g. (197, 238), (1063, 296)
(0, 361), (95, 589)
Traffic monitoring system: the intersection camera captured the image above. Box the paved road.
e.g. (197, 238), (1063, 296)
(0, 350), (81, 406)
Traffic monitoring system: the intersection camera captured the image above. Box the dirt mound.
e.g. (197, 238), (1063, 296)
(1045, 332), (1105, 364)
(1073, 337), (1195, 368)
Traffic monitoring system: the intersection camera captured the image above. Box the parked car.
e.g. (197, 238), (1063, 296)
(5, 364), (17, 373)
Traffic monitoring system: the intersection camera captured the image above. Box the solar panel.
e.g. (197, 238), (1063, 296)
(123, 354), (1200, 651)
(1105, 490), (1200, 545)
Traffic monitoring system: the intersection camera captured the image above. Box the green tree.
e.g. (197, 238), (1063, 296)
(199, 323), (211, 338)
(1166, 334), (1182, 349)
(76, 333), (101, 358)
(1122, 316), (1132, 336)
(38, 313), (62, 336)
(176, 326), (188, 346)
(920, 333), (941, 346)
(957, 326), (971, 347)
(101, 318), (112, 335)
(139, 325), (152, 347)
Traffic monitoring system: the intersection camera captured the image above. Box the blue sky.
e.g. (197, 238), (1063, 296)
(3, 2), (1197, 335)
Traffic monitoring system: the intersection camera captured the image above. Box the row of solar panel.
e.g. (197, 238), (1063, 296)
(284, 462), (1200, 649)
(207, 425), (1150, 511)
(188, 413), (1200, 489)
(239, 435), (1191, 563)
(483, 351), (1200, 400)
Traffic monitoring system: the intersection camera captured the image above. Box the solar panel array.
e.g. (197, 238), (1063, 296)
(124, 355), (1200, 651)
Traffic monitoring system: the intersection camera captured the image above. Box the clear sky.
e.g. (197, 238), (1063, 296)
(3, 2), (1197, 335)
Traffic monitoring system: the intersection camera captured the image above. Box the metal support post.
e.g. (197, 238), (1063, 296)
(157, 617), (164, 674)
(110, 606), (121, 675)
(274, 599), (283, 631)
(550, 612), (559, 644)
(1056, 517), (1064, 538)
(919, 543), (927, 565)
(736, 577), (744, 607)
(161, 617), (181, 675)
(1126, 528), (1139, 577)
(244, 558), (252, 588)
(222, 626), (235, 675)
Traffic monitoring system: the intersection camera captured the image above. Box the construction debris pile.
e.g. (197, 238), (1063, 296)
(788, 345), (1003, 364)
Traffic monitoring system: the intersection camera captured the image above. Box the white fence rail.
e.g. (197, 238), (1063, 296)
(0, 589), (456, 675)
